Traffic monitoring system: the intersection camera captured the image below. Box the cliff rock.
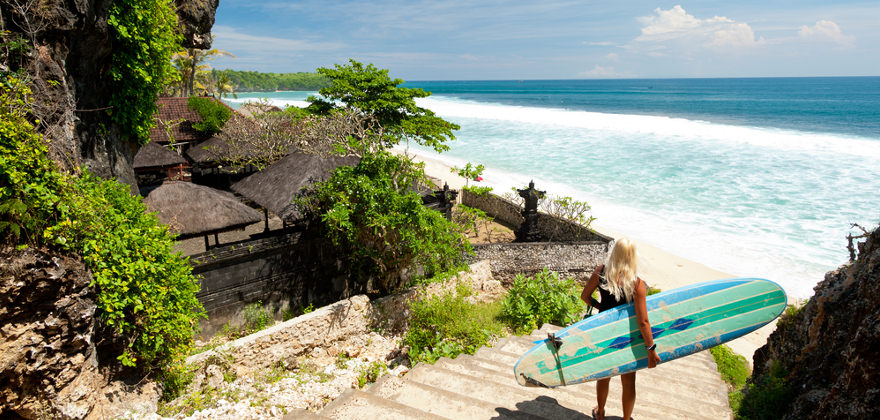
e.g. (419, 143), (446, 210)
(750, 224), (880, 418)
(0, 0), (218, 189)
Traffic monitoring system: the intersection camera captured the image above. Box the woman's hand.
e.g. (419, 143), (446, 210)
(647, 348), (661, 368)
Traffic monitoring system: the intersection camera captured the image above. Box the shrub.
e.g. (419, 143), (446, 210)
(463, 185), (493, 196)
(501, 268), (586, 334)
(2, 75), (204, 371)
(242, 301), (273, 332)
(299, 151), (472, 294)
(188, 96), (232, 134)
(47, 172), (204, 367)
(356, 361), (388, 388)
(736, 361), (794, 420)
(403, 284), (504, 364)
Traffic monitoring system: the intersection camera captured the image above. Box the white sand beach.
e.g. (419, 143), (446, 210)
(401, 148), (776, 367)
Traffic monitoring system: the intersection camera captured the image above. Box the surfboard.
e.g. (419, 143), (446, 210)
(513, 277), (787, 387)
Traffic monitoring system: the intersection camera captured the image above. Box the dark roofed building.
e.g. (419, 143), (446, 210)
(231, 152), (360, 223)
(133, 142), (190, 185)
(143, 181), (262, 250)
(149, 97), (212, 146)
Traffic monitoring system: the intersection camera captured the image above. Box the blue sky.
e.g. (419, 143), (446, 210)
(210, 1), (880, 80)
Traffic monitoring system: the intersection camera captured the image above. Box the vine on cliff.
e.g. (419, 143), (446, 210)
(107, 0), (181, 145)
(1, 75), (204, 371)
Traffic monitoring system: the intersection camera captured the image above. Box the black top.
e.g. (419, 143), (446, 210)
(596, 265), (635, 313)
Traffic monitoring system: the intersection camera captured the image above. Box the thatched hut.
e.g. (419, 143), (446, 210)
(143, 181), (262, 250)
(231, 152), (360, 225)
(133, 141), (190, 185)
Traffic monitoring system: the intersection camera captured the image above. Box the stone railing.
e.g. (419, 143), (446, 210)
(471, 241), (609, 283)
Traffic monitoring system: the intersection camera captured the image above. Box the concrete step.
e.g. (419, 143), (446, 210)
(282, 408), (332, 419)
(319, 388), (447, 420)
(317, 324), (733, 420)
(436, 355), (728, 419)
(369, 371), (544, 420)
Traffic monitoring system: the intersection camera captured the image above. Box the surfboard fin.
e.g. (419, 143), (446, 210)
(520, 373), (549, 388)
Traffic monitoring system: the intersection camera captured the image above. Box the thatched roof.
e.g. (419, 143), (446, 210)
(185, 136), (231, 164)
(238, 102), (282, 118)
(143, 181), (261, 238)
(149, 96), (240, 145)
(231, 152), (360, 221)
(133, 141), (186, 170)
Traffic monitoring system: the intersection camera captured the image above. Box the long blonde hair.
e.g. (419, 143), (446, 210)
(603, 238), (638, 303)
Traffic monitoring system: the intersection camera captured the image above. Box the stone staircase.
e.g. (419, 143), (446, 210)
(295, 325), (732, 419)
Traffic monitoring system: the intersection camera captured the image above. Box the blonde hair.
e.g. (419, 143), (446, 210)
(603, 238), (638, 303)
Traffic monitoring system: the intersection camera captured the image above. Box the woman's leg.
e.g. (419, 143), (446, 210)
(594, 377), (610, 419)
(621, 372), (637, 420)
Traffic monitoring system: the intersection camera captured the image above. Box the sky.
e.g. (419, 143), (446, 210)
(209, 1), (880, 80)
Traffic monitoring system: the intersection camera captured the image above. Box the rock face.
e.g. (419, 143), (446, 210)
(0, 248), (99, 418)
(750, 225), (880, 418)
(0, 0), (218, 189)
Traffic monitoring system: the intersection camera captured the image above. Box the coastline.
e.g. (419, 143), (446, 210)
(398, 147), (775, 367)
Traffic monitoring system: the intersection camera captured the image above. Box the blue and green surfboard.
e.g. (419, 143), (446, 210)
(513, 278), (787, 387)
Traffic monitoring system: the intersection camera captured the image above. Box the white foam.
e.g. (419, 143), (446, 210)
(417, 97), (880, 159)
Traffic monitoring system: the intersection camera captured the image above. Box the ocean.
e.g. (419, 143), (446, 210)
(225, 77), (880, 299)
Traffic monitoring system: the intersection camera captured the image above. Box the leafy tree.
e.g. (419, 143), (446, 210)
(187, 96), (231, 134)
(308, 59), (459, 153)
(297, 151), (471, 294)
(451, 162), (485, 188)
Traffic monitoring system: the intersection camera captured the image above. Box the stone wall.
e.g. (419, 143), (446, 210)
(186, 261), (501, 374)
(471, 242), (609, 283)
(461, 189), (612, 243)
(190, 231), (351, 337)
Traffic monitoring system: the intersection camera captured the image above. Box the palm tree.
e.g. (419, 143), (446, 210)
(171, 47), (235, 97)
(206, 70), (237, 99)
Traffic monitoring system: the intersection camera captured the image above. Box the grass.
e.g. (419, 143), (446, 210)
(710, 344), (750, 413)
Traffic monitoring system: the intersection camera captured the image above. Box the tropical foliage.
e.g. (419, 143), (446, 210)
(107, 0), (181, 145)
(298, 151), (472, 294)
(168, 47), (236, 97)
(307, 59), (459, 153)
(501, 269), (587, 334)
(1, 74), (203, 371)
(187, 96), (231, 134)
(218, 69), (329, 92)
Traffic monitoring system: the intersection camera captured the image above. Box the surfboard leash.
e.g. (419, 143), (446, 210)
(547, 332), (567, 386)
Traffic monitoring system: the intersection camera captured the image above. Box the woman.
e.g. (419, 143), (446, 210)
(581, 238), (662, 420)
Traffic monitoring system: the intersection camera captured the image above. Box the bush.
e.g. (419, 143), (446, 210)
(736, 361), (794, 420)
(47, 172), (204, 367)
(501, 268), (586, 334)
(299, 151), (472, 294)
(2, 75), (204, 371)
(242, 301), (273, 332)
(403, 284), (504, 364)
(188, 96), (232, 134)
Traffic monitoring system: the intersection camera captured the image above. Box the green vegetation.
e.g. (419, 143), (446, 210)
(242, 301), (274, 332)
(463, 185), (493, 196)
(356, 360), (388, 388)
(451, 162), (485, 188)
(299, 151), (472, 295)
(307, 59), (459, 153)
(169, 48), (235, 97)
(501, 268), (587, 334)
(187, 96), (231, 134)
(735, 361), (794, 420)
(218, 69), (329, 92)
(403, 283), (505, 364)
(710, 344), (750, 412)
(1, 75), (203, 371)
(107, 0), (181, 144)
(542, 195), (596, 229)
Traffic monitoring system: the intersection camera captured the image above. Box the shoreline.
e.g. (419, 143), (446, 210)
(398, 147), (776, 367)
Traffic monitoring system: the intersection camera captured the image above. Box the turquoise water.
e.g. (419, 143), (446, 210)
(226, 77), (880, 298)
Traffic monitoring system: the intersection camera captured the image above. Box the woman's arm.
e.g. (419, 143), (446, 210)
(581, 265), (602, 308)
(634, 278), (662, 368)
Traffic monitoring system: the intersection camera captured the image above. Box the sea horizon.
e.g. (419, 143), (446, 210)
(225, 76), (880, 300)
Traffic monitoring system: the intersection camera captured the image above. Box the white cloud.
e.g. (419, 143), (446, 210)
(798, 20), (855, 47)
(633, 5), (764, 53)
(605, 53), (620, 62)
(583, 41), (615, 46)
(579, 65), (620, 78)
(212, 25), (345, 54)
